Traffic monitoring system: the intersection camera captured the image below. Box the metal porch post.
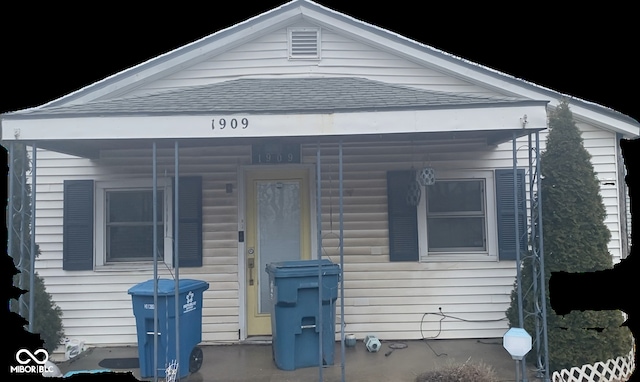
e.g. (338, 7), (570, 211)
(19, 145), (27, 319)
(174, 141), (180, 377)
(316, 142), (324, 381)
(536, 131), (550, 381)
(7, 143), (15, 301)
(528, 133), (543, 376)
(339, 140), (345, 382)
(152, 142), (159, 382)
(28, 142), (37, 332)
(513, 132), (527, 381)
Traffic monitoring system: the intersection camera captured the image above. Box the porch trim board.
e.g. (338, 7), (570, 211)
(3, 104), (547, 142)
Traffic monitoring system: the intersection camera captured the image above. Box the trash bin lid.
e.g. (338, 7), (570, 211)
(127, 279), (209, 296)
(266, 259), (341, 278)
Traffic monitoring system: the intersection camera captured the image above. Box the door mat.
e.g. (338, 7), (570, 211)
(98, 358), (139, 369)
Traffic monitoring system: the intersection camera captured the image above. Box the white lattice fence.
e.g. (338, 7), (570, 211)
(552, 350), (635, 382)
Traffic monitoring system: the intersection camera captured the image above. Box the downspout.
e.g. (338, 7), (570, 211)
(616, 132), (630, 260)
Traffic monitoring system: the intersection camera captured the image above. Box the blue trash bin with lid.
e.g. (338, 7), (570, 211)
(128, 279), (209, 379)
(266, 259), (341, 370)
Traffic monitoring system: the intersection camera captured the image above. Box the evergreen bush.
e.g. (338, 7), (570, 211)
(5, 142), (65, 353)
(506, 100), (632, 372)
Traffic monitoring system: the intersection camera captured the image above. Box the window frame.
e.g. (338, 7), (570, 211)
(95, 178), (173, 269)
(417, 170), (498, 262)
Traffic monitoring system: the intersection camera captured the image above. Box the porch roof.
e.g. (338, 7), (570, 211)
(1, 77), (548, 158)
(6, 77), (537, 117)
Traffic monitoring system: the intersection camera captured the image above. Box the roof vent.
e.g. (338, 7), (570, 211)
(288, 27), (321, 59)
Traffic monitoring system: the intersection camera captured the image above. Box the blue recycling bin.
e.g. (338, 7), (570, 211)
(266, 259), (341, 370)
(128, 279), (209, 379)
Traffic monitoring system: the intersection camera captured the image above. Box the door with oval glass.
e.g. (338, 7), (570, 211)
(245, 169), (311, 336)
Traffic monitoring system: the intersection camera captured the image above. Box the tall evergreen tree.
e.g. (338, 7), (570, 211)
(4, 142), (64, 353)
(506, 100), (632, 372)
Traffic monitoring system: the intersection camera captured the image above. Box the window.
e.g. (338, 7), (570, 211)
(387, 169), (521, 262)
(415, 170), (497, 261)
(105, 190), (164, 262)
(63, 177), (203, 271)
(95, 179), (173, 267)
(426, 180), (486, 252)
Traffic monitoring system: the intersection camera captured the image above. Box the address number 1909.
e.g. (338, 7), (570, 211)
(211, 118), (249, 130)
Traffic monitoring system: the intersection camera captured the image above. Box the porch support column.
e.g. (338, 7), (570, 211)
(174, 140), (181, 377)
(513, 132), (527, 382)
(316, 143), (324, 381)
(528, 133), (542, 375)
(536, 131), (550, 381)
(339, 140), (345, 382)
(152, 141), (159, 382)
(19, 145), (27, 319)
(28, 142), (37, 332)
(7, 143), (15, 311)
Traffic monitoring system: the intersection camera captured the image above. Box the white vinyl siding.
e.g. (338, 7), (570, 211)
(121, 26), (498, 99)
(32, 146), (247, 346)
(32, 120), (625, 345)
(489, 120), (623, 263)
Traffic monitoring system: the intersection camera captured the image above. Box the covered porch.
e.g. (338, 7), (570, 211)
(4, 77), (551, 380)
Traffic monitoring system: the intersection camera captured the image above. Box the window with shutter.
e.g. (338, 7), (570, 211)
(388, 169), (500, 262)
(92, 177), (204, 268)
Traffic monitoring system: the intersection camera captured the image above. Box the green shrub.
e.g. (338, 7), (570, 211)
(505, 100), (632, 372)
(5, 142), (65, 353)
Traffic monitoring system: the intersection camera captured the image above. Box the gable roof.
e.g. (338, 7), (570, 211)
(5, 0), (639, 136)
(6, 77), (538, 118)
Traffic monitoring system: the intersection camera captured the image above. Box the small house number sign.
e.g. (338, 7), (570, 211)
(252, 142), (301, 164)
(211, 117), (249, 130)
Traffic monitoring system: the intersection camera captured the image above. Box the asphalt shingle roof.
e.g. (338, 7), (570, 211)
(10, 77), (537, 118)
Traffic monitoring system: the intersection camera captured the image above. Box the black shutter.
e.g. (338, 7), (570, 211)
(173, 176), (203, 267)
(63, 180), (94, 270)
(387, 171), (419, 261)
(495, 169), (527, 261)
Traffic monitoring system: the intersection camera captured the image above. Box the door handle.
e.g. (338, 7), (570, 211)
(248, 249), (255, 286)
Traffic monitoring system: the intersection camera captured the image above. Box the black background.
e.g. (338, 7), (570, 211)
(1, 1), (638, 122)
(1, 2), (639, 380)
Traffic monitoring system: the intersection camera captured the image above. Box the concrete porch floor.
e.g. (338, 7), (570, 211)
(55, 338), (541, 381)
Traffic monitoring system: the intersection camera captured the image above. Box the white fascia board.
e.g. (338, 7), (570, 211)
(301, 5), (639, 137)
(2, 105), (547, 141)
(39, 5), (303, 108)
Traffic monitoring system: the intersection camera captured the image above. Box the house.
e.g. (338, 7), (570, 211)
(1, 0), (638, 349)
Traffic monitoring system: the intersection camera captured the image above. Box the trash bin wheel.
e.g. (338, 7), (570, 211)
(189, 346), (204, 373)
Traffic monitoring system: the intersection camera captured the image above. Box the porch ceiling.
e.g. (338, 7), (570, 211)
(2, 77), (548, 158)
